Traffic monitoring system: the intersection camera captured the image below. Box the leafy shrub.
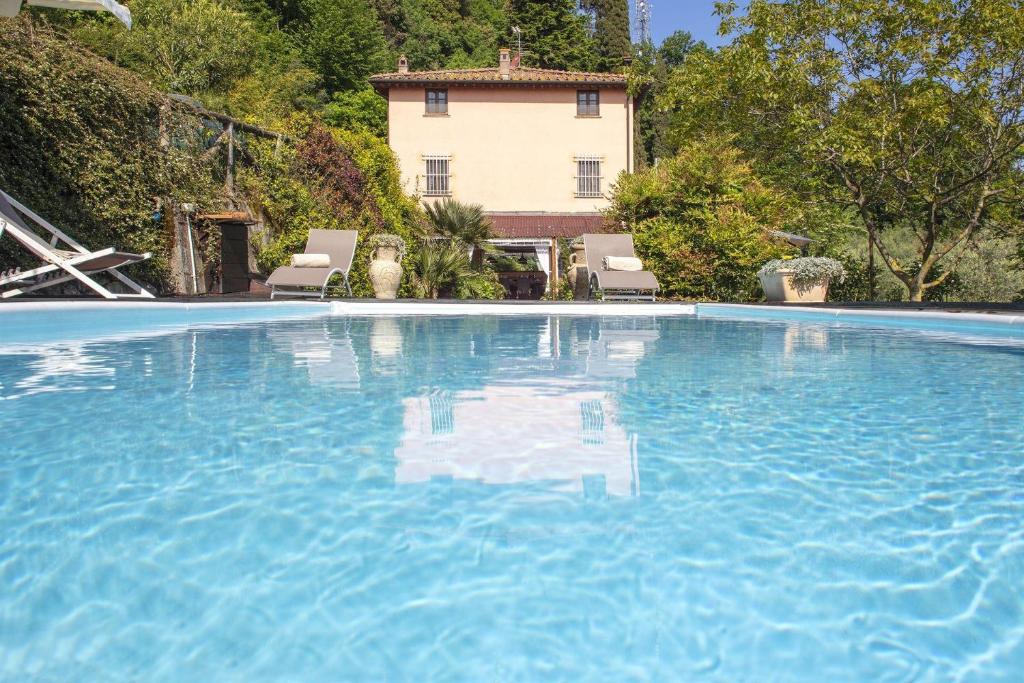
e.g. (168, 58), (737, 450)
(543, 280), (576, 301)
(422, 198), (497, 272)
(240, 122), (421, 297)
(938, 237), (1024, 303)
(68, 0), (317, 125)
(324, 87), (388, 139)
(609, 137), (799, 300)
(410, 239), (470, 299)
(457, 270), (506, 300)
(824, 254), (900, 302)
(410, 238), (505, 300)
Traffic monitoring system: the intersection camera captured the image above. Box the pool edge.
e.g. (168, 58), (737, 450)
(696, 303), (1024, 333)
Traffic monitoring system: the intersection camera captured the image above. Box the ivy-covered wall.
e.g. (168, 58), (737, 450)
(0, 16), (215, 292)
(1, 16), (422, 297)
(239, 120), (423, 297)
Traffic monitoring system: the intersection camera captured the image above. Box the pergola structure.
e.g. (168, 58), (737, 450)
(486, 213), (611, 299)
(0, 0), (131, 27)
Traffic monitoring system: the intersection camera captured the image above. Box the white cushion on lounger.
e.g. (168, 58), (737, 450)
(603, 256), (643, 271)
(291, 253), (330, 268)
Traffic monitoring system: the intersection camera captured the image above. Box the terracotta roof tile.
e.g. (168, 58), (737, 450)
(370, 67), (627, 87)
(486, 213), (616, 239)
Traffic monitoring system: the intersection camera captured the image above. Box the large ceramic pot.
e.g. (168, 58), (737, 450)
(758, 270), (830, 303)
(369, 245), (402, 299)
(567, 242), (590, 300)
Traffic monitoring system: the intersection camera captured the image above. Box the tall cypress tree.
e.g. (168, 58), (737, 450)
(507, 0), (595, 71)
(592, 0), (631, 71)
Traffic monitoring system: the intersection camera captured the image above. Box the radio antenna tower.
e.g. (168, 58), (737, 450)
(635, 0), (652, 44)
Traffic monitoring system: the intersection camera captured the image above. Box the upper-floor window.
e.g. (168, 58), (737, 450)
(425, 155), (451, 196)
(426, 89), (448, 115)
(576, 156), (602, 198)
(577, 90), (600, 117)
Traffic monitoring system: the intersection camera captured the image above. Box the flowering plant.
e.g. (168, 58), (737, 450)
(369, 234), (407, 260)
(758, 257), (846, 287)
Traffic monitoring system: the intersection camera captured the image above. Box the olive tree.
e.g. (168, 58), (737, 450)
(665, 0), (1024, 301)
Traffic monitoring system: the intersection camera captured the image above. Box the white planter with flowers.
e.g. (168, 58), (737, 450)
(758, 257), (845, 303)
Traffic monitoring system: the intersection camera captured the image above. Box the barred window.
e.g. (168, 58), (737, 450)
(426, 89), (448, 114)
(575, 156), (602, 198)
(577, 90), (600, 116)
(425, 156), (451, 196)
(580, 400), (606, 446)
(429, 391), (455, 435)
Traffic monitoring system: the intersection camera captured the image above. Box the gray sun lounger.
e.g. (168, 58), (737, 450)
(583, 233), (659, 301)
(266, 229), (358, 299)
(0, 188), (154, 299)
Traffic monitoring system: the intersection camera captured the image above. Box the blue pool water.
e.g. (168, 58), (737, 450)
(1, 312), (1022, 681)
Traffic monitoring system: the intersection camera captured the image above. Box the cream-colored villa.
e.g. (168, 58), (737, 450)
(370, 50), (633, 297)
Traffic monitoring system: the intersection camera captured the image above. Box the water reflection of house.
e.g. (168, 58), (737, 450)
(573, 324), (660, 380)
(394, 384), (639, 497)
(392, 316), (658, 497)
(0, 343), (116, 400)
(266, 321), (360, 389)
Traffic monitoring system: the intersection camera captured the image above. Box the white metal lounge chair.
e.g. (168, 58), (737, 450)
(266, 229), (358, 299)
(583, 233), (659, 302)
(0, 189), (154, 299)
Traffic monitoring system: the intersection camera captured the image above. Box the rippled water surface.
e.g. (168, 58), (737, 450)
(1, 314), (1022, 681)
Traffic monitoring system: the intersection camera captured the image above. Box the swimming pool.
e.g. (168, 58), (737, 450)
(1, 307), (1022, 680)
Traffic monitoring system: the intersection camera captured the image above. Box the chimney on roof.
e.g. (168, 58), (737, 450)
(397, 55), (409, 74)
(499, 48), (511, 80)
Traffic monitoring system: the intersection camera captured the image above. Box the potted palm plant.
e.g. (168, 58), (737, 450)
(414, 198), (505, 299)
(758, 257), (846, 303)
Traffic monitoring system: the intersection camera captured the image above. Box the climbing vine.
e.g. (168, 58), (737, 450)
(240, 121), (421, 297)
(1, 16), (421, 297)
(0, 15), (216, 291)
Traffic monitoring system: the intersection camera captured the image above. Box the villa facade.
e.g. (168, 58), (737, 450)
(370, 50), (634, 296)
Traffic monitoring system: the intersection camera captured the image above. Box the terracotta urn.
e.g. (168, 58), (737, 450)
(567, 241), (590, 300)
(369, 245), (402, 299)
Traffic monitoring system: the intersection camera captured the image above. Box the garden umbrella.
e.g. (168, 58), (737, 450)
(0, 0), (131, 28)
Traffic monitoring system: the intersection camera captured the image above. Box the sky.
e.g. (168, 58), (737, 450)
(648, 1), (732, 48)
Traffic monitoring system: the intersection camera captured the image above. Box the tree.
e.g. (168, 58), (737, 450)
(629, 30), (708, 167)
(238, 0), (306, 28)
(423, 197), (494, 268)
(657, 29), (697, 69)
(608, 137), (800, 300)
(69, 0), (317, 122)
(365, 0), (506, 70)
(120, 0), (260, 94)
(324, 87), (388, 138)
(591, 0), (632, 72)
(664, 0), (1024, 301)
(410, 239), (473, 298)
(507, 0), (595, 71)
(296, 0), (390, 92)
